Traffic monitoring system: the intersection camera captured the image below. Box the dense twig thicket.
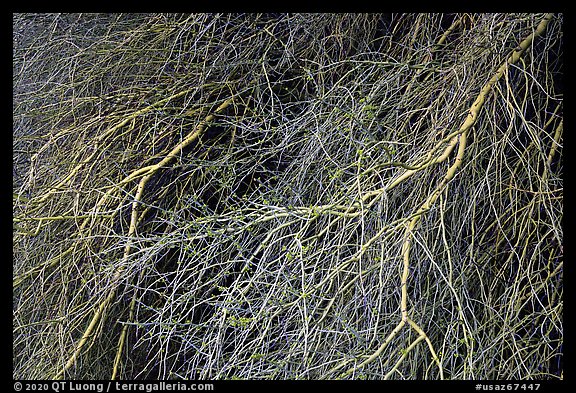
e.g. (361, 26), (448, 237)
(13, 13), (562, 380)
